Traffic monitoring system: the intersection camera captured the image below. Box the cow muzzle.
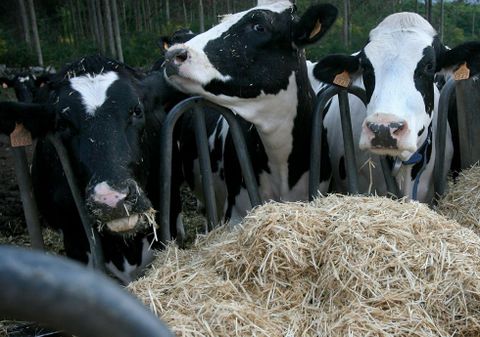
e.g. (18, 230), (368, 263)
(85, 180), (157, 236)
(359, 113), (415, 156)
(164, 48), (189, 77)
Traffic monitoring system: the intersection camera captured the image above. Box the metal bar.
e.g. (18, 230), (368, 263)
(380, 157), (400, 197)
(0, 246), (174, 337)
(158, 97), (202, 244)
(47, 134), (105, 271)
(434, 78), (456, 199)
(202, 101), (262, 207)
(11, 146), (45, 250)
(338, 89), (359, 194)
(192, 105), (218, 230)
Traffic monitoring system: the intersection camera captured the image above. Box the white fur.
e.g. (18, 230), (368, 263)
(105, 238), (154, 285)
(70, 71), (118, 116)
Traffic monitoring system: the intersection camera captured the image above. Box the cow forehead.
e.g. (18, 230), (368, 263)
(185, 0), (293, 51)
(69, 71), (119, 116)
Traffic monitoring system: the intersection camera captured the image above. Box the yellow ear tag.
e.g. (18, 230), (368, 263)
(333, 70), (351, 88)
(163, 42), (169, 51)
(2, 83), (8, 89)
(454, 62), (470, 81)
(309, 20), (322, 39)
(10, 123), (33, 147)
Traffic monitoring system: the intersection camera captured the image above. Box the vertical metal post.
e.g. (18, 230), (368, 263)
(338, 89), (359, 194)
(434, 79), (456, 199)
(11, 147), (45, 250)
(47, 134), (105, 271)
(192, 105), (218, 230)
(379, 157), (400, 197)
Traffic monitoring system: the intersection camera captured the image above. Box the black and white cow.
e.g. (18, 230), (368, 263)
(0, 55), (180, 283)
(313, 12), (480, 202)
(0, 72), (51, 103)
(164, 0), (337, 223)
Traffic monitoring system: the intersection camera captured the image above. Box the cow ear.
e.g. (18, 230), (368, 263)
(437, 41), (480, 79)
(35, 74), (52, 88)
(292, 4), (338, 47)
(0, 77), (13, 89)
(0, 101), (55, 139)
(158, 36), (171, 51)
(313, 54), (361, 87)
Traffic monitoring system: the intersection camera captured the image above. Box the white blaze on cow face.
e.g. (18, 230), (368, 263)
(358, 13), (438, 160)
(92, 181), (127, 208)
(70, 71), (119, 116)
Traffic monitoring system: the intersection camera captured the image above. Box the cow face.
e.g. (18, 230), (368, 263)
(314, 12), (480, 161)
(0, 73), (49, 103)
(164, 1), (337, 110)
(0, 56), (166, 236)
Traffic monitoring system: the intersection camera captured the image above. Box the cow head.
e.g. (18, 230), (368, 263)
(0, 73), (50, 103)
(163, 1), (337, 120)
(314, 12), (480, 160)
(0, 55), (170, 237)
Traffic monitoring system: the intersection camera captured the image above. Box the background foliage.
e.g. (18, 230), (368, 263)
(0, 0), (478, 69)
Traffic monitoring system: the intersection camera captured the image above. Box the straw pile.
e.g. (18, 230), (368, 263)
(129, 195), (480, 336)
(437, 164), (480, 235)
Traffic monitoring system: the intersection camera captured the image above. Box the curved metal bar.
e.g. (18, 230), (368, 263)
(309, 85), (368, 199)
(434, 78), (456, 200)
(47, 134), (105, 271)
(380, 157), (400, 198)
(0, 246), (173, 337)
(192, 105), (218, 230)
(338, 90), (359, 194)
(11, 147), (45, 250)
(159, 97), (262, 239)
(201, 100), (262, 207)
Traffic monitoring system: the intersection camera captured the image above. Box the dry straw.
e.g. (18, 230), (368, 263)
(129, 195), (480, 336)
(437, 163), (480, 236)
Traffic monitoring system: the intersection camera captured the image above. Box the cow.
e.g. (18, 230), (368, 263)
(0, 55), (181, 284)
(0, 72), (51, 103)
(163, 0), (338, 224)
(312, 12), (480, 202)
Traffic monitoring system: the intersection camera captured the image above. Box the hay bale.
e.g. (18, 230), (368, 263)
(437, 164), (480, 235)
(129, 195), (480, 337)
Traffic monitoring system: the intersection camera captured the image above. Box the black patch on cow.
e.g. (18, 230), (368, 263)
(313, 54), (360, 87)
(414, 45), (436, 117)
(417, 126), (425, 137)
(202, 8), (297, 98)
(339, 155), (346, 180)
(437, 41), (480, 76)
(359, 52), (375, 103)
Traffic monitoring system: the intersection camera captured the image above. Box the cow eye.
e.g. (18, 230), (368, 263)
(425, 62), (435, 73)
(131, 105), (143, 118)
(253, 24), (265, 33)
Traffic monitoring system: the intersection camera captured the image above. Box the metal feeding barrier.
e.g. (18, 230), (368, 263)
(7, 76), (477, 268)
(0, 245), (173, 337)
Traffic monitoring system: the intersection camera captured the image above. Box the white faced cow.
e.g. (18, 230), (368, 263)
(313, 12), (480, 202)
(163, 1), (338, 223)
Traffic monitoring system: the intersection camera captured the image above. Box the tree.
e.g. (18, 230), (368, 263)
(199, 0), (205, 32)
(343, 0), (351, 48)
(111, 0), (124, 62)
(27, 0), (43, 66)
(18, 0), (31, 47)
(104, 0), (117, 58)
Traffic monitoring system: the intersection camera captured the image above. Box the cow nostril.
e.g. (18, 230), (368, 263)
(392, 122), (406, 135)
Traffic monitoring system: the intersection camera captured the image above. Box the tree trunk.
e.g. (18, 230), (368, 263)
(425, 0), (432, 23)
(95, 0), (106, 54)
(103, 0), (116, 58)
(18, 0), (32, 46)
(165, 0), (170, 25)
(199, 0), (205, 32)
(343, 0), (351, 48)
(183, 0), (188, 26)
(27, 0), (43, 66)
(227, 0), (232, 13)
(111, 0), (124, 62)
(88, 0), (99, 45)
(414, 0), (418, 13)
(440, 0), (445, 42)
(212, 0), (217, 25)
(473, 11), (476, 37)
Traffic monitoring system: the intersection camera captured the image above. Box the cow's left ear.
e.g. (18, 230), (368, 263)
(0, 101), (55, 138)
(437, 41), (480, 78)
(292, 4), (338, 47)
(313, 54), (361, 87)
(0, 77), (13, 89)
